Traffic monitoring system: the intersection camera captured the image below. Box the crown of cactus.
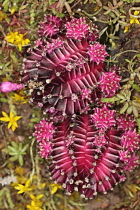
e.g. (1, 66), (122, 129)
(21, 15), (107, 118)
(21, 15), (140, 199)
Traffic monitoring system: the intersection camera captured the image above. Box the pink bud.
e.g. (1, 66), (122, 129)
(0, 81), (24, 93)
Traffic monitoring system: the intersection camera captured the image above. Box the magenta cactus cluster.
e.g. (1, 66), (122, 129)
(21, 15), (140, 199)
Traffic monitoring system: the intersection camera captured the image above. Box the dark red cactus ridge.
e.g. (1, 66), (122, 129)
(33, 112), (140, 199)
(22, 15), (140, 199)
(47, 114), (124, 199)
(21, 16), (105, 117)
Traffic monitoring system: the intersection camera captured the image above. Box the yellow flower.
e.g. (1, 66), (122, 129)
(5, 31), (18, 44)
(9, 6), (17, 15)
(12, 91), (28, 104)
(50, 183), (62, 194)
(124, 25), (130, 33)
(14, 179), (32, 194)
(26, 194), (44, 210)
(14, 33), (30, 51)
(26, 201), (43, 210)
(134, 11), (140, 16)
(15, 166), (24, 176)
(29, 194), (44, 207)
(130, 11), (140, 25)
(133, 96), (140, 103)
(0, 111), (21, 131)
(5, 31), (30, 51)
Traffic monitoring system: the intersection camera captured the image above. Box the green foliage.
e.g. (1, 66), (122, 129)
(122, 0), (140, 3)
(2, 0), (19, 12)
(132, 84), (140, 92)
(48, 0), (57, 6)
(8, 141), (28, 166)
(101, 96), (119, 103)
(51, 8), (65, 18)
(136, 118), (140, 134)
(0, 188), (15, 208)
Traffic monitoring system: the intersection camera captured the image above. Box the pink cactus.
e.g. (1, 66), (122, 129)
(119, 150), (130, 162)
(33, 119), (55, 142)
(124, 154), (139, 171)
(99, 71), (121, 97)
(94, 131), (107, 148)
(116, 114), (136, 130)
(44, 38), (64, 54)
(39, 141), (52, 158)
(65, 17), (89, 40)
(22, 15), (140, 199)
(120, 130), (140, 152)
(88, 43), (109, 64)
(34, 113), (140, 198)
(92, 106), (116, 130)
(39, 15), (62, 37)
(0, 81), (24, 93)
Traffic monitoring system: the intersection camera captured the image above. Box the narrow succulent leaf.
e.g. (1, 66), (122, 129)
(11, 141), (18, 149)
(9, 152), (18, 156)
(132, 84), (140, 92)
(120, 102), (129, 114)
(101, 96), (118, 103)
(126, 106), (133, 115)
(8, 146), (17, 153)
(132, 106), (139, 118)
(116, 94), (125, 100)
(136, 118), (140, 134)
(18, 155), (24, 166)
(19, 142), (23, 151)
(21, 144), (28, 153)
(9, 156), (18, 161)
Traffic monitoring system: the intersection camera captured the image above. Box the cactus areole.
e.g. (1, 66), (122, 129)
(21, 15), (140, 199)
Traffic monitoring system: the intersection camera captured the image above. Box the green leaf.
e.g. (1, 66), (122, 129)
(21, 144), (28, 153)
(120, 102), (129, 114)
(52, 9), (65, 18)
(9, 152), (18, 156)
(2, 0), (9, 11)
(132, 84), (140, 92)
(101, 96), (119, 103)
(9, 156), (18, 161)
(11, 141), (18, 149)
(125, 59), (131, 63)
(136, 118), (140, 134)
(19, 142), (23, 151)
(18, 155), (23, 166)
(8, 146), (17, 153)
(132, 106), (139, 118)
(0, 98), (8, 102)
(116, 94), (125, 100)
(30, 118), (40, 123)
(136, 54), (140, 58)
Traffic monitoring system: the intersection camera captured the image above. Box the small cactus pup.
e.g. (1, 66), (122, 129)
(21, 15), (140, 199)
(21, 15), (108, 118)
(0, 81), (24, 93)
